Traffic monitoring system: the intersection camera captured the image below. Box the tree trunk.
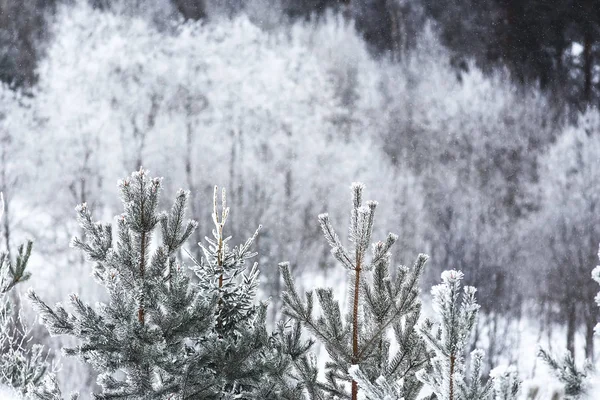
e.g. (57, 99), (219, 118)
(487, 313), (498, 372)
(583, 27), (593, 106)
(2, 192), (9, 254)
(185, 121), (201, 259)
(449, 354), (456, 400)
(340, 0), (351, 19)
(172, 0), (206, 20)
(386, 1), (403, 63)
(229, 129), (238, 235)
(0, 137), (10, 254)
(585, 301), (597, 362)
(585, 317), (595, 362)
(566, 301), (576, 357)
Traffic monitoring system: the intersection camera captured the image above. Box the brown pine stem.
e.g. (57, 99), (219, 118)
(351, 259), (361, 400)
(138, 176), (147, 325)
(351, 380), (359, 399)
(217, 222), (224, 332)
(138, 230), (146, 325)
(449, 354), (456, 400)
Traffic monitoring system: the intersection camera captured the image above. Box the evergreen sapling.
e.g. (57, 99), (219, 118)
(187, 186), (312, 399)
(29, 169), (216, 399)
(417, 270), (520, 400)
(537, 243), (600, 399)
(193, 186), (261, 337)
(489, 365), (520, 400)
(280, 183), (429, 400)
(537, 349), (592, 399)
(29, 172), (310, 399)
(0, 192), (59, 397)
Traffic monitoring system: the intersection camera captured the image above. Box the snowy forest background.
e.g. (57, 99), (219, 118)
(1, 0), (600, 398)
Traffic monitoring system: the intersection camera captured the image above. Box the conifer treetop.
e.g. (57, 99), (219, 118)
(418, 270), (493, 400)
(193, 185), (261, 336)
(281, 182), (429, 400)
(28, 168), (217, 399)
(490, 365), (521, 400)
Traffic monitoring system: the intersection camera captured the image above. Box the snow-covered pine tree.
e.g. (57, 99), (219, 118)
(536, 243), (600, 400)
(186, 186), (312, 399)
(29, 171), (309, 399)
(0, 192), (59, 398)
(0, 296), (55, 397)
(193, 186), (261, 338)
(537, 349), (591, 399)
(418, 270), (519, 400)
(28, 169), (217, 399)
(0, 193), (32, 295)
(490, 365), (520, 400)
(280, 182), (429, 400)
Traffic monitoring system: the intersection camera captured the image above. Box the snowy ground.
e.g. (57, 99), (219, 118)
(0, 386), (19, 400)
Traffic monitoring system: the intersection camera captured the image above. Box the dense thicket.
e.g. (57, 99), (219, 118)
(281, 183), (429, 399)
(2, 0), (599, 110)
(266, 0), (600, 110)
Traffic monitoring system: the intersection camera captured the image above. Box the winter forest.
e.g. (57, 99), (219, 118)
(0, 0), (600, 399)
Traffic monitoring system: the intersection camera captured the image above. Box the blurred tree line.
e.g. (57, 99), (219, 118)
(3, 0), (600, 111)
(288, 0), (600, 111)
(0, 0), (57, 87)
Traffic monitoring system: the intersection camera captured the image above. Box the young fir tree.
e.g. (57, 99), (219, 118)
(536, 243), (600, 400)
(0, 244), (52, 395)
(417, 270), (520, 400)
(537, 349), (591, 399)
(0, 192), (61, 398)
(28, 169), (218, 399)
(29, 171), (309, 399)
(280, 182), (429, 400)
(193, 186), (261, 338)
(186, 186), (312, 399)
(489, 365), (520, 400)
